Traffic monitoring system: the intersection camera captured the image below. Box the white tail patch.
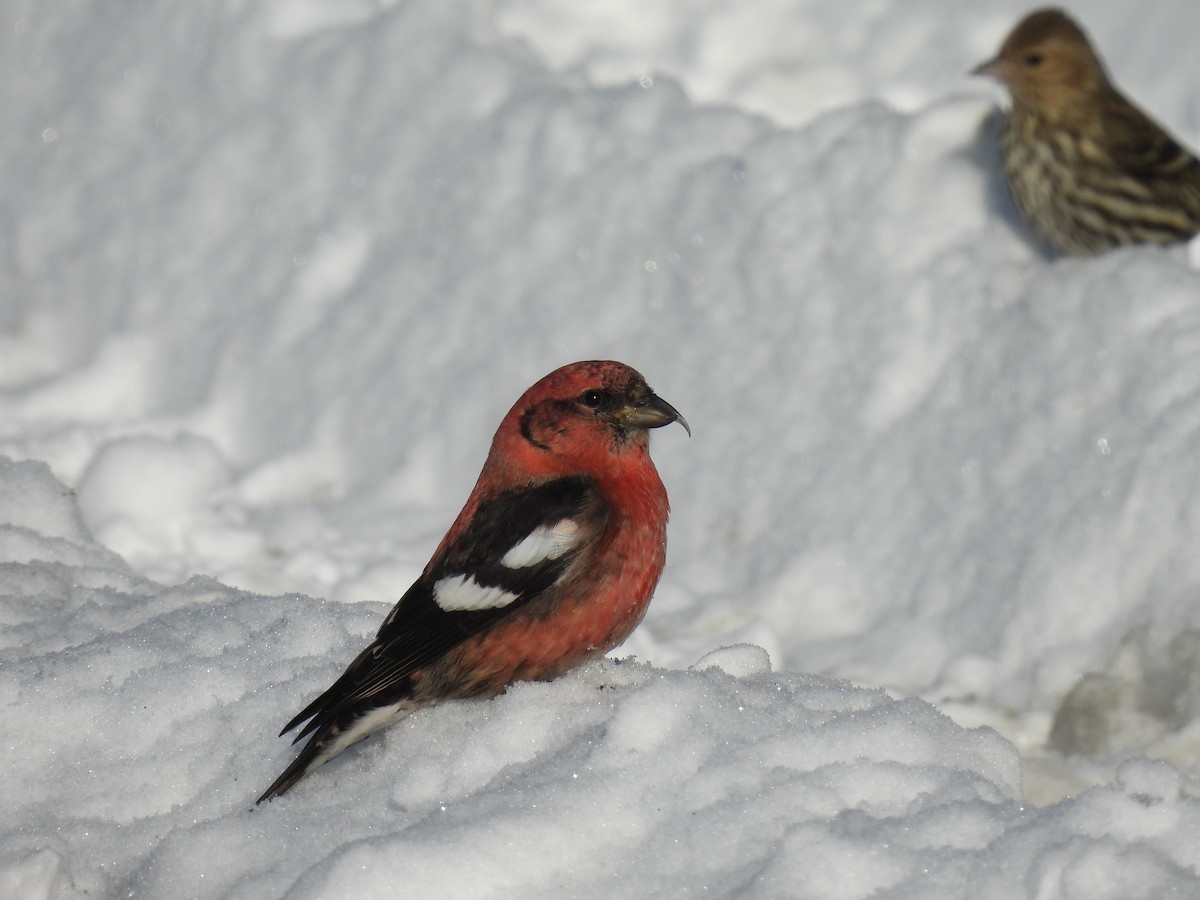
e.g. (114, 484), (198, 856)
(500, 519), (581, 569)
(308, 703), (415, 775)
(433, 574), (520, 612)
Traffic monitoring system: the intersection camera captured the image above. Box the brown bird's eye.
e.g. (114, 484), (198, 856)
(1023, 53), (1044, 67)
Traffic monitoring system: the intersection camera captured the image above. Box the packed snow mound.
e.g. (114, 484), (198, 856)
(3, 461), (1031, 898)
(4, 472), (1198, 898)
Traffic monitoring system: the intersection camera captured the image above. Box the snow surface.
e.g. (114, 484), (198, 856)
(5, 0), (1200, 896)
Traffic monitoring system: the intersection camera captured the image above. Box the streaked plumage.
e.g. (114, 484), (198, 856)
(973, 8), (1200, 255)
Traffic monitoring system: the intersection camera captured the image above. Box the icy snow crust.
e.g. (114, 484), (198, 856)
(5, 0), (1200, 896)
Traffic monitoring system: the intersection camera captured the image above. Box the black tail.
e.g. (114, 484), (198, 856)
(257, 735), (325, 803)
(257, 640), (423, 803)
(257, 698), (416, 803)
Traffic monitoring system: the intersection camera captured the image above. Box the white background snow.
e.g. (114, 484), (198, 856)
(5, 0), (1200, 896)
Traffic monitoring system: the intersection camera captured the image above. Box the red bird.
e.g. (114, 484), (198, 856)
(258, 360), (687, 802)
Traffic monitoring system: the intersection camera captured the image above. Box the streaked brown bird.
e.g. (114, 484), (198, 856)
(973, 8), (1200, 256)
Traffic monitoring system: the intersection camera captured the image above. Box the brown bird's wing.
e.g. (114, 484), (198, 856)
(1102, 97), (1200, 179)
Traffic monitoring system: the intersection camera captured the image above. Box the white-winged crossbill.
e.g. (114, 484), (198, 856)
(258, 360), (687, 802)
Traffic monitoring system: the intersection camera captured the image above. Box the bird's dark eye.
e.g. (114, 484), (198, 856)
(580, 389), (608, 409)
(1023, 53), (1043, 67)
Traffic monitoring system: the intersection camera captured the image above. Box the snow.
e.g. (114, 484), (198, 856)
(5, 0), (1200, 896)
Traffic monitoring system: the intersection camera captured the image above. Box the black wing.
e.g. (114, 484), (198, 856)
(280, 475), (605, 740)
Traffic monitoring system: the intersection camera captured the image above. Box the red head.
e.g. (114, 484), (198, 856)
(482, 360), (688, 487)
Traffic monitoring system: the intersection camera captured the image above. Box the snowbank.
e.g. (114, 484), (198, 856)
(6, 0), (1200, 895)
